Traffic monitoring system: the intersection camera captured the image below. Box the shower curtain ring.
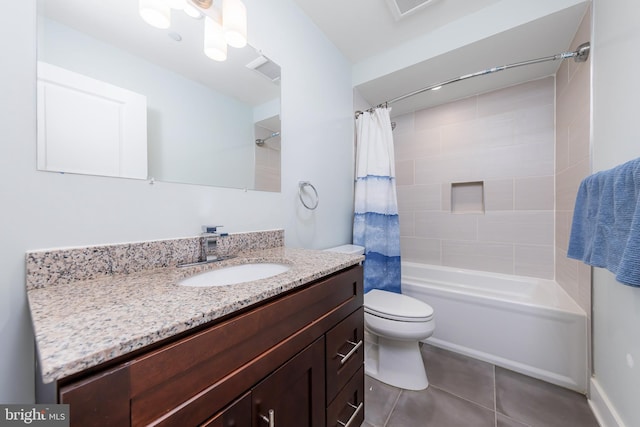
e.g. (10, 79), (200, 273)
(298, 181), (319, 210)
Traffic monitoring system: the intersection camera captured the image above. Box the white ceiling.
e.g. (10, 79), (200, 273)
(293, 0), (591, 117)
(293, 0), (503, 63)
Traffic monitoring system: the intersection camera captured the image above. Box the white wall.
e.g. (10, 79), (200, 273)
(591, 0), (640, 426)
(0, 0), (354, 403)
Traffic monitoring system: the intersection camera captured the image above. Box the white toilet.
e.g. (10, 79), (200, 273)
(325, 244), (436, 391)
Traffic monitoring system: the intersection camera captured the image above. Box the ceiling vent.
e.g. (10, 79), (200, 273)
(386, 0), (440, 20)
(246, 55), (281, 83)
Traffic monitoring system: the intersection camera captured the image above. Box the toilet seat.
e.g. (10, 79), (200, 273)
(364, 289), (434, 322)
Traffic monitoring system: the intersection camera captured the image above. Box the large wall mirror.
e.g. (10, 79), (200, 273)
(37, 0), (282, 192)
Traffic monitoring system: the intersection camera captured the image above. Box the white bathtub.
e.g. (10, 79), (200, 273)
(401, 262), (588, 393)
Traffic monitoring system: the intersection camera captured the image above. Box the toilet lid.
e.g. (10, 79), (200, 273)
(364, 289), (434, 322)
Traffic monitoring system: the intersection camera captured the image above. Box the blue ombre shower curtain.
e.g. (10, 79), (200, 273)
(353, 108), (401, 294)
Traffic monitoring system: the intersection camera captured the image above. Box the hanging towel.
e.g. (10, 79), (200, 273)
(354, 108), (401, 294)
(567, 157), (640, 287)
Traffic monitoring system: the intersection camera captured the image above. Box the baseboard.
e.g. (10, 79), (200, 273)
(588, 378), (626, 427)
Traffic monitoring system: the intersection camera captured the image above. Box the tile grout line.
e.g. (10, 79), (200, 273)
(494, 364), (498, 427)
(383, 389), (403, 427)
(428, 383), (495, 412)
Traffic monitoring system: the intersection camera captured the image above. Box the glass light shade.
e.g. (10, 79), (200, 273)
(222, 0), (247, 48)
(183, 4), (202, 19)
(165, 0), (186, 9)
(204, 17), (227, 61)
(139, 0), (171, 29)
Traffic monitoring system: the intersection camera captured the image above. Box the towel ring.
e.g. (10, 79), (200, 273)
(298, 181), (319, 210)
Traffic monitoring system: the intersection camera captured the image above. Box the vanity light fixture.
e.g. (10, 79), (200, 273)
(139, 0), (171, 29)
(204, 15), (228, 61)
(139, 0), (247, 62)
(222, 0), (248, 48)
(183, 3), (203, 19)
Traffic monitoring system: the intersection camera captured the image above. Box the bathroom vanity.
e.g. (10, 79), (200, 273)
(26, 234), (364, 427)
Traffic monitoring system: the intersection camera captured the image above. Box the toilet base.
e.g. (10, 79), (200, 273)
(365, 334), (429, 391)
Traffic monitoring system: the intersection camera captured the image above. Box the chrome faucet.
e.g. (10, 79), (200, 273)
(177, 225), (234, 268)
(201, 225), (223, 262)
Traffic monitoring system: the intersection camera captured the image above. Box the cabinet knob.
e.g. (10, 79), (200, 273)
(259, 409), (275, 427)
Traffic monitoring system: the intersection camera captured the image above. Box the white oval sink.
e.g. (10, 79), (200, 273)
(179, 263), (290, 287)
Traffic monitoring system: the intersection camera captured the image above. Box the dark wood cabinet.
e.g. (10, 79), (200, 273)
(58, 265), (364, 427)
(202, 393), (251, 427)
(252, 337), (325, 427)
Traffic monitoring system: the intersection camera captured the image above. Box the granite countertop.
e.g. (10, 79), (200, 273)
(28, 247), (363, 384)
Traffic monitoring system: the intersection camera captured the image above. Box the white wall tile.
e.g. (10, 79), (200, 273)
(554, 7), (591, 310)
(442, 182), (451, 212)
(556, 122), (569, 173)
(514, 244), (554, 279)
(442, 240), (514, 274)
(555, 210), (573, 252)
(399, 212), (415, 237)
(513, 104), (555, 138)
(576, 261), (591, 312)
(484, 179), (513, 211)
(473, 146), (518, 179)
(568, 111), (590, 165)
(415, 211), (478, 240)
(477, 77), (554, 118)
(397, 184), (441, 212)
(514, 176), (554, 210)
(395, 159), (414, 185)
(511, 138), (555, 177)
(401, 237), (441, 264)
(473, 112), (516, 150)
(556, 158), (590, 211)
(395, 78), (556, 277)
(390, 112), (415, 135)
(555, 248), (579, 298)
(477, 211), (554, 245)
(415, 96), (477, 130)
(394, 127), (440, 161)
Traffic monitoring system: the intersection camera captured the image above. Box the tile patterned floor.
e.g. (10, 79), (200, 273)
(361, 344), (599, 427)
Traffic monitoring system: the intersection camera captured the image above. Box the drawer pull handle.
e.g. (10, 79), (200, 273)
(337, 402), (364, 427)
(336, 340), (363, 365)
(259, 409), (275, 427)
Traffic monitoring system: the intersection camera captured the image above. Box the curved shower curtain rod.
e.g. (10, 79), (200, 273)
(355, 41), (590, 118)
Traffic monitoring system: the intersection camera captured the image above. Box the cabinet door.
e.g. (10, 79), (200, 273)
(202, 392), (251, 427)
(252, 338), (325, 427)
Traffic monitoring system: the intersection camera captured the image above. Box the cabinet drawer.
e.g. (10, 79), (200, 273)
(326, 366), (364, 427)
(59, 363), (130, 427)
(325, 307), (364, 404)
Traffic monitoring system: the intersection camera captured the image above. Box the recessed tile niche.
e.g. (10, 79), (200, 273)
(451, 181), (485, 214)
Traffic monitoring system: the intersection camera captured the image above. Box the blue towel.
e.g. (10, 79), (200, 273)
(567, 157), (640, 287)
